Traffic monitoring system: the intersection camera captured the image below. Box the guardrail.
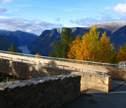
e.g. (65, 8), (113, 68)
(118, 61), (126, 70)
(0, 50), (118, 67)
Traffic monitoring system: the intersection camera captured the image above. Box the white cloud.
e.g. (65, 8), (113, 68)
(113, 3), (126, 14)
(0, 18), (62, 35)
(70, 15), (125, 27)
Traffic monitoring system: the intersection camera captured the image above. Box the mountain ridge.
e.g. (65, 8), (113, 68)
(0, 22), (126, 55)
(30, 24), (126, 55)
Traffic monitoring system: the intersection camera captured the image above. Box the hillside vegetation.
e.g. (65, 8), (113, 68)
(51, 26), (126, 63)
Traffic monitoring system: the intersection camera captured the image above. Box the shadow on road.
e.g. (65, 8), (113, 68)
(63, 80), (126, 108)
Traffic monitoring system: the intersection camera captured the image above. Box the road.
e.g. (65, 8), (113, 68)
(62, 80), (126, 108)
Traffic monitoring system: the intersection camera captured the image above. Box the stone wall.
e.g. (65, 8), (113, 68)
(0, 59), (11, 75)
(73, 72), (111, 93)
(0, 59), (71, 79)
(106, 66), (126, 80)
(0, 59), (33, 79)
(0, 75), (80, 108)
(0, 56), (126, 81)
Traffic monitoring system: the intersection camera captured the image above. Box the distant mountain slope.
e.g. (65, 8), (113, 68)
(1, 22), (126, 56)
(0, 30), (37, 46)
(111, 26), (126, 48)
(0, 36), (12, 50)
(0, 30), (38, 53)
(30, 28), (88, 55)
(30, 27), (112, 55)
(32, 25), (126, 56)
(29, 29), (60, 55)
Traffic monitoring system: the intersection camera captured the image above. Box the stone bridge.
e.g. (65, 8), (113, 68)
(0, 50), (125, 93)
(0, 50), (124, 78)
(0, 50), (118, 73)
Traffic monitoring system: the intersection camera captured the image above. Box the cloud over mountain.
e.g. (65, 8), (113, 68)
(70, 16), (116, 26)
(0, 18), (62, 35)
(70, 18), (100, 26)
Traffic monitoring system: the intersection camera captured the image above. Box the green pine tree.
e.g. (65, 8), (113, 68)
(8, 44), (17, 52)
(50, 28), (74, 58)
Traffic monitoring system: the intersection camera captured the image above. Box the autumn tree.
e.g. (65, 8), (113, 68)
(82, 26), (101, 61)
(117, 45), (126, 61)
(68, 26), (101, 61)
(51, 28), (73, 58)
(99, 32), (116, 63)
(67, 37), (83, 60)
(68, 26), (116, 63)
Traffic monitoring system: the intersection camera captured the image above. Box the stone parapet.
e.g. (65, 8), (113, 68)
(0, 75), (81, 108)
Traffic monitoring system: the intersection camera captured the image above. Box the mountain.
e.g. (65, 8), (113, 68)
(29, 29), (60, 55)
(0, 30), (38, 53)
(30, 27), (112, 56)
(30, 23), (126, 56)
(1, 22), (126, 56)
(0, 36), (12, 51)
(29, 28), (89, 55)
(111, 25), (126, 48)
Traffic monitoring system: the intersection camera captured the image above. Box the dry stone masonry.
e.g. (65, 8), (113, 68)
(0, 75), (81, 108)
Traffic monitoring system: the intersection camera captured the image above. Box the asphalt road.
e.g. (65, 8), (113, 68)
(63, 80), (126, 108)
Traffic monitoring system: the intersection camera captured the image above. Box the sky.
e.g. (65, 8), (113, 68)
(0, 0), (126, 35)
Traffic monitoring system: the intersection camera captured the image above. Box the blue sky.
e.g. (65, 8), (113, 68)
(0, 0), (126, 34)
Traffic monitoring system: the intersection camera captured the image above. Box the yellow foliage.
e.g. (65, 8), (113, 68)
(67, 26), (115, 63)
(67, 37), (83, 60)
(117, 45), (126, 61)
(68, 26), (100, 61)
(99, 32), (115, 62)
